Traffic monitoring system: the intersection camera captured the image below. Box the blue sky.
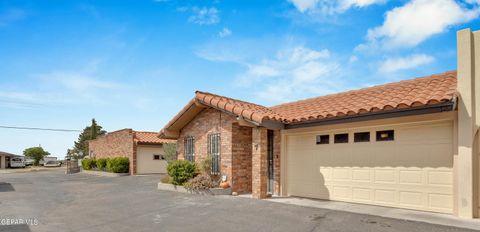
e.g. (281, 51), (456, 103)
(1, 0), (479, 158)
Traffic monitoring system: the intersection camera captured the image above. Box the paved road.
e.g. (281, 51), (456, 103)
(0, 170), (476, 232)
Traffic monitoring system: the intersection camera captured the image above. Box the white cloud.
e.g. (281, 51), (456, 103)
(288, 0), (385, 14)
(188, 7), (220, 25)
(218, 27), (232, 38)
(39, 72), (118, 92)
(288, 0), (319, 12)
(361, 0), (480, 49)
(236, 46), (341, 102)
(379, 54), (435, 73)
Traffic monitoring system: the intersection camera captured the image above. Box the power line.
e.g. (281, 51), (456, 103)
(0, 125), (81, 132)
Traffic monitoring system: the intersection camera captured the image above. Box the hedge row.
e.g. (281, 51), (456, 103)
(81, 157), (129, 173)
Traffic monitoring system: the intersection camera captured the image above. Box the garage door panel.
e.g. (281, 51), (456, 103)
(352, 169), (371, 182)
(333, 186), (351, 199)
(352, 188), (372, 201)
(374, 189), (396, 204)
(427, 170), (452, 186)
(399, 191), (423, 206)
(399, 170), (423, 185)
(286, 121), (453, 214)
(374, 169), (396, 184)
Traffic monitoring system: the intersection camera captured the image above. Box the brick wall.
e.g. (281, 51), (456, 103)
(177, 107), (281, 196)
(252, 127), (268, 199)
(88, 129), (135, 175)
(177, 107), (235, 184)
(231, 123), (253, 193)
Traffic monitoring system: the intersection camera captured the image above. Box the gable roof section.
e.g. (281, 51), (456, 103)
(160, 71), (457, 138)
(271, 71), (457, 123)
(196, 91), (286, 123)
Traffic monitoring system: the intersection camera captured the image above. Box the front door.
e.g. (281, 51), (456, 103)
(267, 130), (274, 194)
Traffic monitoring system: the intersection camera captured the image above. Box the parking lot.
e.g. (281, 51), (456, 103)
(0, 169), (477, 232)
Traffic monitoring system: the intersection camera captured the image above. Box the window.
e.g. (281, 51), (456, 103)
(153, 154), (162, 160)
(208, 133), (221, 175)
(184, 136), (195, 162)
(354, 132), (370, 143)
(316, 135), (329, 145)
(334, 133), (349, 144)
(376, 130), (394, 141)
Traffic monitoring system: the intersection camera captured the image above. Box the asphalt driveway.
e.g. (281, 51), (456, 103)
(0, 170), (476, 232)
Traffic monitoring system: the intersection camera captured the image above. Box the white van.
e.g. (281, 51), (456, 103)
(10, 157), (25, 168)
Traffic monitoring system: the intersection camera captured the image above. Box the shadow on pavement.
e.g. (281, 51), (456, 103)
(0, 224), (30, 232)
(0, 182), (14, 192)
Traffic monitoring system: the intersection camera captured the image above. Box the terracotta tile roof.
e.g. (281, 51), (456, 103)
(271, 71), (457, 123)
(134, 131), (176, 144)
(160, 71), (457, 136)
(196, 91), (288, 123)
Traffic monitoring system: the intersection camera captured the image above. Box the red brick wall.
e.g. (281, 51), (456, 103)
(252, 127), (268, 198)
(177, 107), (281, 196)
(177, 107), (235, 183)
(231, 123), (253, 193)
(88, 129), (135, 175)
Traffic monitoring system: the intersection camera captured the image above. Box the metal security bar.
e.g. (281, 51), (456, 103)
(208, 133), (221, 175)
(184, 136), (195, 162)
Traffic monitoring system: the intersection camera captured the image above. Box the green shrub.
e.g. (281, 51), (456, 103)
(106, 157), (129, 173)
(184, 173), (216, 191)
(167, 160), (196, 185)
(96, 158), (107, 170)
(81, 159), (95, 170)
(199, 155), (212, 174)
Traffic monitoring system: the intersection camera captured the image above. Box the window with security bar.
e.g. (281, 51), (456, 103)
(184, 136), (195, 162)
(208, 133), (221, 175)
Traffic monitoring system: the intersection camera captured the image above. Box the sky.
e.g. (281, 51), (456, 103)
(0, 0), (479, 158)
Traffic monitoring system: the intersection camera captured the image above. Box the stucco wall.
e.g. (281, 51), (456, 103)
(136, 144), (167, 174)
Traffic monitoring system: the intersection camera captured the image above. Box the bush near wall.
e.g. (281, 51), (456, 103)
(106, 157), (129, 173)
(96, 158), (108, 171)
(184, 173), (216, 191)
(81, 159), (95, 170)
(167, 160), (196, 186)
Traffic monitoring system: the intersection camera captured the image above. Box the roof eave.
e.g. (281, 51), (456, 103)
(158, 99), (207, 139)
(284, 101), (455, 129)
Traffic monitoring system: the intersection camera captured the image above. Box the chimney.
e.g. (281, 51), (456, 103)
(456, 28), (479, 218)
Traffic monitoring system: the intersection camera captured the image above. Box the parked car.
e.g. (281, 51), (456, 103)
(43, 161), (61, 167)
(10, 157), (26, 168)
(24, 158), (34, 166)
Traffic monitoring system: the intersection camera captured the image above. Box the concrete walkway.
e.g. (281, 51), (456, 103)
(266, 197), (480, 231)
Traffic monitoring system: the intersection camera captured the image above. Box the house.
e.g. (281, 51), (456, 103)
(0, 151), (20, 169)
(88, 129), (176, 175)
(159, 28), (480, 218)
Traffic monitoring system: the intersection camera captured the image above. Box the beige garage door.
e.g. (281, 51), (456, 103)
(286, 121), (454, 213)
(137, 146), (167, 174)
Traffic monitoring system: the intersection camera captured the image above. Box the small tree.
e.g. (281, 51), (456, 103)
(163, 143), (177, 162)
(23, 147), (50, 166)
(72, 119), (106, 158)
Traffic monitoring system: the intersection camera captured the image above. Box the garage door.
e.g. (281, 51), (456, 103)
(137, 146), (167, 174)
(286, 121), (453, 213)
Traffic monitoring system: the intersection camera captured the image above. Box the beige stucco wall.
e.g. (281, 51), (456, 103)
(456, 28), (480, 218)
(136, 145), (167, 174)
